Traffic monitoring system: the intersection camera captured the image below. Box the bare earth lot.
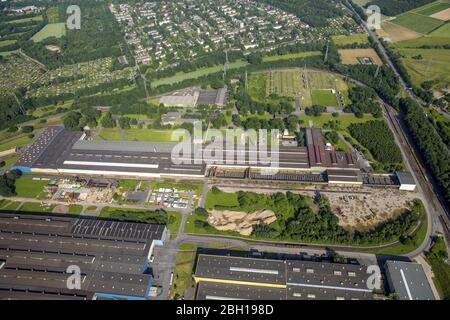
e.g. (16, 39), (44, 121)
(431, 8), (450, 21)
(377, 21), (422, 42)
(338, 48), (383, 65)
(217, 185), (420, 232)
(208, 209), (276, 236)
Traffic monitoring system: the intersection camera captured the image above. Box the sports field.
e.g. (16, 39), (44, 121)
(312, 90), (338, 106)
(150, 60), (248, 88)
(31, 23), (66, 42)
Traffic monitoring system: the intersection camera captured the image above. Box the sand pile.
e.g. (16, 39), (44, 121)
(207, 209), (276, 236)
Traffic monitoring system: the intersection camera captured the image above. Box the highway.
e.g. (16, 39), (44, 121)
(345, 1), (450, 255)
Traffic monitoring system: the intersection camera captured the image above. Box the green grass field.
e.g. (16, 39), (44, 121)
(397, 48), (450, 89)
(0, 135), (34, 152)
(312, 89), (338, 106)
(94, 128), (122, 141)
(0, 40), (16, 47)
(31, 23), (66, 42)
(204, 190), (240, 210)
(7, 15), (43, 24)
(394, 36), (450, 48)
(46, 6), (60, 23)
(15, 178), (49, 199)
(332, 34), (369, 46)
(68, 205), (83, 215)
(391, 12), (444, 34)
(262, 51), (321, 62)
(118, 179), (140, 192)
(169, 244), (197, 299)
(299, 114), (376, 129)
(125, 128), (178, 142)
(412, 1), (450, 15)
(150, 60), (248, 88)
(429, 23), (450, 37)
(20, 202), (55, 213)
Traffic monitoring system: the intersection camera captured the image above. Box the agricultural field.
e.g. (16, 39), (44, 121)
(377, 21), (422, 42)
(391, 13), (444, 34)
(268, 69), (302, 97)
(150, 60), (248, 88)
(396, 48), (450, 90)
(386, 1), (449, 37)
(429, 22), (450, 36)
(331, 34), (369, 46)
(31, 23), (66, 42)
(0, 53), (45, 95)
(262, 51), (321, 62)
(339, 48), (383, 65)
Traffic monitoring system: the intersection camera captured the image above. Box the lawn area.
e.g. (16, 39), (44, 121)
(15, 177), (49, 199)
(373, 213), (427, 255)
(46, 6), (60, 23)
(20, 202), (55, 213)
(32, 100), (73, 118)
(124, 128), (178, 142)
(425, 237), (450, 299)
(169, 244), (197, 300)
(167, 211), (182, 240)
(68, 205), (83, 215)
(94, 128), (122, 140)
(0, 134), (34, 152)
(397, 48), (450, 89)
(0, 40), (16, 47)
(150, 60), (248, 88)
(118, 179), (140, 192)
(262, 51), (321, 62)
(3, 156), (19, 168)
(31, 23), (66, 42)
(204, 190), (239, 210)
(299, 114), (376, 129)
(391, 13), (444, 34)
(332, 34), (369, 46)
(0, 199), (22, 211)
(312, 89), (338, 106)
(7, 15), (43, 24)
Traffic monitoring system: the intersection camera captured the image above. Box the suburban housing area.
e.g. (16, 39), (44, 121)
(0, 0), (449, 304)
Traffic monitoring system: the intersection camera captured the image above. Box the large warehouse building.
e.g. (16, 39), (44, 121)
(0, 213), (167, 300)
(193, 254), (375, 300)
(11, 126), (416, 189)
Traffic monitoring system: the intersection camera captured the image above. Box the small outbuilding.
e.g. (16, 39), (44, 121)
(396, 171), (416, 191)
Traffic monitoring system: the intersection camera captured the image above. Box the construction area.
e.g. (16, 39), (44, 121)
(214, 184), (421, 231)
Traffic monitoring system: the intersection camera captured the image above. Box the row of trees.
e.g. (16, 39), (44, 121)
(401, 98), (450, 208)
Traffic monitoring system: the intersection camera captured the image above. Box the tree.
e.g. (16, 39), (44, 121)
(101, 112), (116, 128)
(21, 125), (34, 133)
(63, 111), (82, 131)
(0, 172), (18, 197)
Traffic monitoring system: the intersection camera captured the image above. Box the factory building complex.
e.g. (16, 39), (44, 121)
(12, 126), (416, 190)
(193, 253), (436, 300)
(0, 213), (167, 300)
